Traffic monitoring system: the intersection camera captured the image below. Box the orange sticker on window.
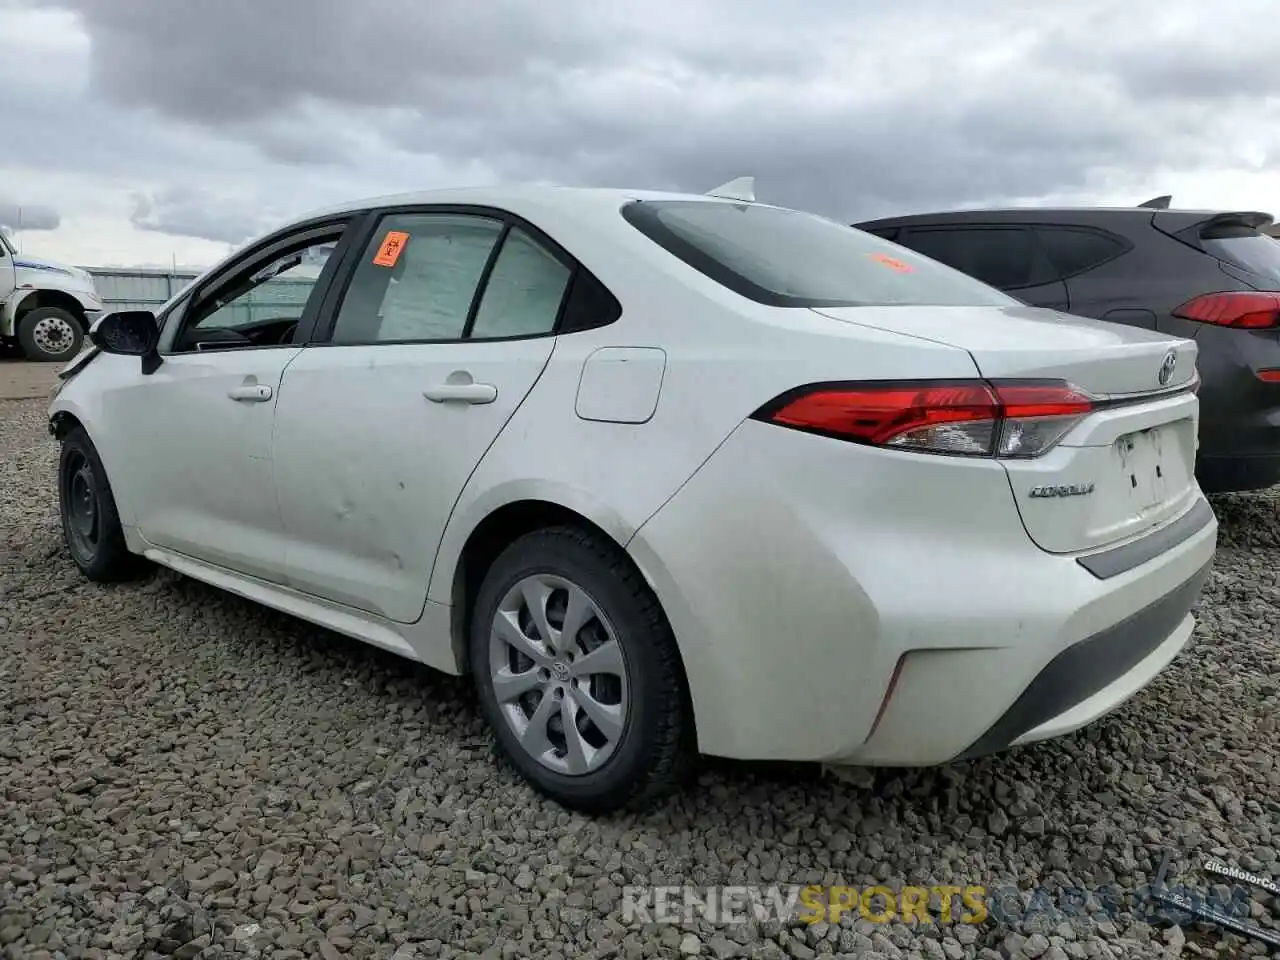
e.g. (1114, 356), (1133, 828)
(869, 252), (913, 273)
(372, 230), (410, 267)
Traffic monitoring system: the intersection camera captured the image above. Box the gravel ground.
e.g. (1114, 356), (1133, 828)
(2, 396), (1278, 960)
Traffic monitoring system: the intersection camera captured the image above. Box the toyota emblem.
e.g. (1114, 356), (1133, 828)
(1158, 351), (1177, 386)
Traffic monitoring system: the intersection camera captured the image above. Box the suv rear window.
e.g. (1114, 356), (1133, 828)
(1201, 232), (1280, 284)
(621, 200), (1018, 308)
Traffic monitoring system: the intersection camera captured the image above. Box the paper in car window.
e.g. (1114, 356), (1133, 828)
(373, 231), (411, 268)
(869, 252), (913, 273)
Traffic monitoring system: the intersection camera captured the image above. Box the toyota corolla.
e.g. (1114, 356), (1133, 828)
(48, 181), (1218, 812)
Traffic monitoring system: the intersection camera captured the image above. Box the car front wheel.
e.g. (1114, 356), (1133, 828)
(58, 426), (150, 582)
(470, 526), (694, 813)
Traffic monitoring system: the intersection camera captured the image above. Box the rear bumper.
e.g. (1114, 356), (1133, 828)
(953, 559), (1210, 759)
(628, 419), (1219, 765)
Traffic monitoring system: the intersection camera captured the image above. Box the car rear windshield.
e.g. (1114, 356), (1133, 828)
(1201, 233), (1280, 285)
(620, 200), (1020, 308)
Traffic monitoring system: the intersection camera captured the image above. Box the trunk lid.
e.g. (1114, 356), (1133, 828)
(810, 304), (1202, 554)
(810, 304), (1199, 396)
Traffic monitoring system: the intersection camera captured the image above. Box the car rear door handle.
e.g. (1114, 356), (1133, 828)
(227, 384), (272, 402)
(423, 382), (497, 405)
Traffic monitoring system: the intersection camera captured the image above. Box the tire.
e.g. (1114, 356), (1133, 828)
(470, 526), (695, 813)
(58, 426), (150, 582)
(18, 306), (84, 362)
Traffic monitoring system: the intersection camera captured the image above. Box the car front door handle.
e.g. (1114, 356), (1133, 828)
(227, 384), (273, 402)
(423, 382), (498, 405)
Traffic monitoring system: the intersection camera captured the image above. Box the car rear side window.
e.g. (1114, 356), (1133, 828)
(1200, 232), (1280, 284)
(331, 214), (505, 344)
(1034, 226), (1128, 279)
(621, 201), (1017, 308)
(898, 227), (1036, 289)
(468, 227), (572, 339)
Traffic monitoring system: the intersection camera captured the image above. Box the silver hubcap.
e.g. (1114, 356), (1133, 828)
(489, 574), (629, 775)
(33, 316), (76, 355)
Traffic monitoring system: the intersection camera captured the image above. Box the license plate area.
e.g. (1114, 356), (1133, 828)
(1116, 426), (1170, 510)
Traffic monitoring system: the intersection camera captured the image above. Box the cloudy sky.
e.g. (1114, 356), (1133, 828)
(2, 0), (1278, 268)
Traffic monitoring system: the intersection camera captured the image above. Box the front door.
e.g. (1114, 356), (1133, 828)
(100, 220), (356, 583)
(272, 209), (573, 623)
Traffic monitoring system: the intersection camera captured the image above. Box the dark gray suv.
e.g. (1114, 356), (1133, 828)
(855, 205), (1280, 493)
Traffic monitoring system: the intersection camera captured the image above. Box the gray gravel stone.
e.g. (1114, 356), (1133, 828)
(4, 393), (1280, 960)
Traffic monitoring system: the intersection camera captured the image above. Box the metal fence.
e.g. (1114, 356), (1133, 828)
(85, 268), (198, 312)
(85, 268), (314, 326)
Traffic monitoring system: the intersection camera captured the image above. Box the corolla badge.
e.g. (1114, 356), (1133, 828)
(1029, 482), (1096, 499)
(1158, 350), (1177, 386)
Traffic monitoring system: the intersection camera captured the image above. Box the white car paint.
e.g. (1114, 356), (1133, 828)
(575, 347), (667, 423)
(49, 184), (1217, 781)
(98, 348), (304, 583)
(270, 337), (557, 623)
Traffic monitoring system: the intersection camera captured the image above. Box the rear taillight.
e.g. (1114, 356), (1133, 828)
(1172, 291), (1280, 329)
(752, 379), (1095, 459)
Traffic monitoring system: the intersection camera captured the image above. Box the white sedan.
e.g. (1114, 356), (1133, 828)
(48, 181), (1217, 812)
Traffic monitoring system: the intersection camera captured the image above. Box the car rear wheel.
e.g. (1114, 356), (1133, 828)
(18, 306), (84, 362)
(58, 427), (150, 582)
(470, 526), (694, 813)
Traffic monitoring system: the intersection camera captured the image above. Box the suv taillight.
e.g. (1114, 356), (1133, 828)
(1172, 291), (1280, 329)
(751, 380), (1095, 459)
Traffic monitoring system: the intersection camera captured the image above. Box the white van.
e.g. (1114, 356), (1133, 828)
(1, 229), (104, 361)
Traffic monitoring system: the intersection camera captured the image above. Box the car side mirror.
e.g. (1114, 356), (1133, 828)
(89, 310), (163, 373)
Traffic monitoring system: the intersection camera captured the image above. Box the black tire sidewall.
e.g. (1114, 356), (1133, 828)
(58, 427), (142, 581)
(19, 306), (84, 363)
(470, 529), (681, 811)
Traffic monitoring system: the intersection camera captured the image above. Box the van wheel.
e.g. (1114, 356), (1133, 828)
(19, 306), (84, 362)
(470, 526), (695, 813)
(58, 426), (150, 582)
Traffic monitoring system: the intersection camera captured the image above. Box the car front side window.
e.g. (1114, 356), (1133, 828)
(197, 245), (334, 331)
(171, 239), (340, 353)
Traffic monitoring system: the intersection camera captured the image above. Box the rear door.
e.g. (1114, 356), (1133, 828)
(271, 207), (574, 623)
(896, 224), (1070, 309)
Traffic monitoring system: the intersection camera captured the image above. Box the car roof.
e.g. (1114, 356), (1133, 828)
(175, 184), (811, 309)
(855, 206), (1259, 229)
(294, 184), (757, 224)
